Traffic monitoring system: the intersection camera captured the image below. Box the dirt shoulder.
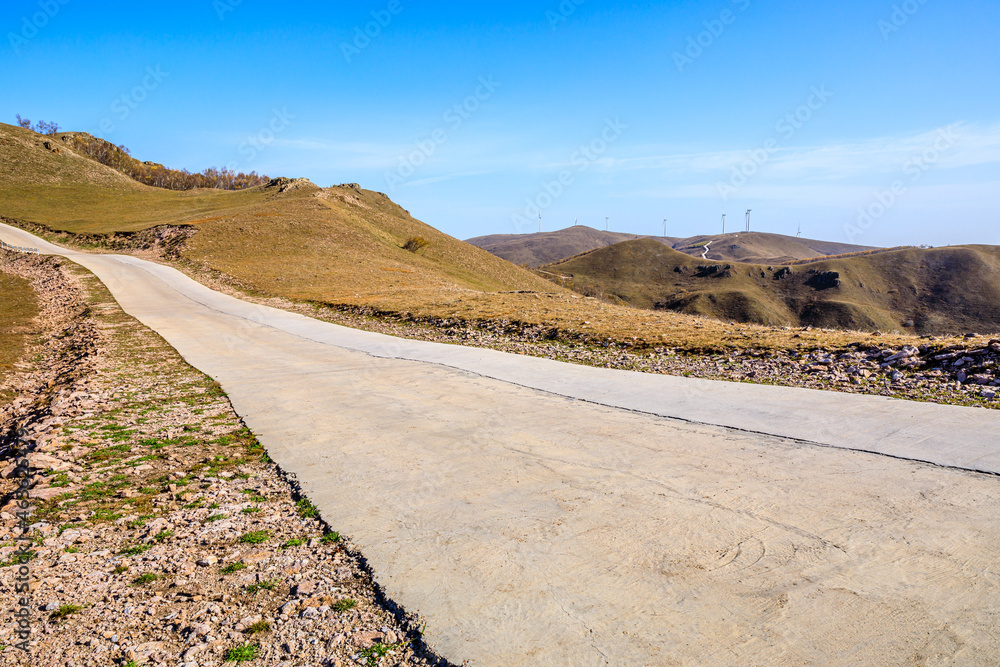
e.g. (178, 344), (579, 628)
(0, 252), (445, 666)
(0, 269), (38, 406)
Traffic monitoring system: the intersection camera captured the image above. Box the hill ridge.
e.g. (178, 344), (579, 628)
(543, 238), (1000, 335)
(467, 225), (877, 267)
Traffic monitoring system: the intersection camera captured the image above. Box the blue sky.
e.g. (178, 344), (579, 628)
(4, 0), (999, 247)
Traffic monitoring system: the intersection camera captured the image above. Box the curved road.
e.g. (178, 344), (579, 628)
(4, 222), (1000, 665)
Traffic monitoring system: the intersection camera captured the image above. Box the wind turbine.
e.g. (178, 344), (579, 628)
(722, 213), (726, 234)
(606, 216), (609, 232)
(663, 218), (667, 237)
(745, 209), (752, 232)
(538, 214), (542, 233)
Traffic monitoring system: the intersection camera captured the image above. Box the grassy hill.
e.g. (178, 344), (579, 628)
(5, 121), (993, 352)
(544, 239), (1000, 335)
(0, 122), (557, 305)
(469, 226), (876, 267)
(466, 226), (675, 268)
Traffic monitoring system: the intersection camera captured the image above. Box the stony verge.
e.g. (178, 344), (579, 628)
(0, 252), (443, 667)
(322, 313), (1000, 409)
(184, 290), (1000, 411)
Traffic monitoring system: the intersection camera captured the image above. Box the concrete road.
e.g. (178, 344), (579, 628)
(4, 222), (1000, 665)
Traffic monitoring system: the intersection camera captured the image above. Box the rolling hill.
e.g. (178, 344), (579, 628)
(0, 122), (558, 304)
(543, 239), (1000, 335)
(468, 226), (876, 267)
(466, 226), (673, 267)
(669, 232), (878, 264)
(5, 121), (995, 350)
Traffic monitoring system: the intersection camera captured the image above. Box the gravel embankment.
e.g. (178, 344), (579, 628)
(0, 252), (442, 667)
(231, 298), (1000, 411)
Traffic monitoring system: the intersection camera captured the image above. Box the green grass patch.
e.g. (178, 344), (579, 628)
(361, 642), (405, 667)
(295, 498), (319, 518)
(221, 561), (247, 575)
(245, 620), (271, 635)
(224, 643), (259, 662)
(245, 580), (278, 594)
(131, 573), (159, 586)
(49, 603), (83, 621)
(119, 544), (152, 557)
(332, 598), (356, 612)
(239, 530), (270, 544)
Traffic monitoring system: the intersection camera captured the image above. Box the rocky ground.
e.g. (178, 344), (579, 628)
(0, 252), (443, 667)
(313, 308), (1000, 409)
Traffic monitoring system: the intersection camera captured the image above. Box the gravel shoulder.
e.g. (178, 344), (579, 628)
(0, 252), (443, 667)
(173, 272), (1000, 413)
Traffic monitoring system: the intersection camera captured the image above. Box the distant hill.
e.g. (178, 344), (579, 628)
(671, 232), (877, 264)
(466, 226), (676, 268)
(468, 226), (876, 267)
(543, 238), (1000, 335)
(0, 122), (558, 303)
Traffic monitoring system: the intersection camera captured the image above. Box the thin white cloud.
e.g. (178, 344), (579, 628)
(598, 122), (1000, 181)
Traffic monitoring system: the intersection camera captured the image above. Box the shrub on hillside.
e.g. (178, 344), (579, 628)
(402, 236), (429, 253)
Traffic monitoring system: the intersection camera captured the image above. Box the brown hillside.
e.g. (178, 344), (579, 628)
(672, 232), (878, 264)
(5, 121), (989, 355)
(466, 225), (674, 268)
(545, 239), (1000, 336)
(470, 225), (876, 268)
(0, 122), (557, 302)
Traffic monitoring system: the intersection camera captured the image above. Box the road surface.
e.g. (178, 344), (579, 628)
(4, 222), (1000, 665)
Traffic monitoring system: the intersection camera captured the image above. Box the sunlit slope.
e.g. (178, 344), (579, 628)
(470, 224), (877, 268)
(546, 239), (1000, 335)
(467, 225), (673, 268)
(0, 122), (557, 300)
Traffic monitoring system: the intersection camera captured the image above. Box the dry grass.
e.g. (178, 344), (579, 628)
(0, 267), (38, 404)
(2, 121), (988, 356)
(544, 239), (1000, 338)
